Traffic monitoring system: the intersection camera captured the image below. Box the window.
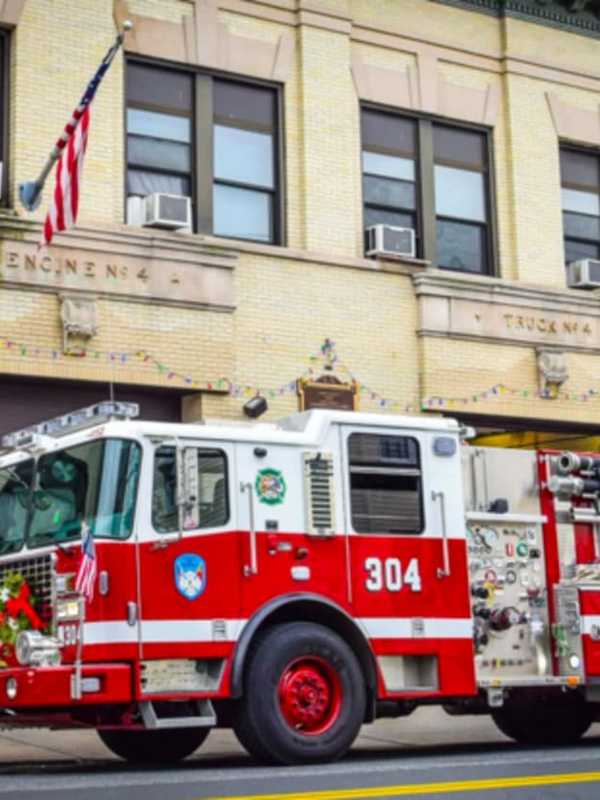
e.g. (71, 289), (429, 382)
(361, 109), (494, 274)
(560, 148), (600, 264)
(126, 64), (281, 244)
(28, 439), (141, 548)
(362, 111), (418, 235)
(0, 29), (8, 204)
(348, 433), (423, 534)
(152, 446), (228, 533)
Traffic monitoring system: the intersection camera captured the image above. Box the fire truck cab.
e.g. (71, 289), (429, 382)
(0, 402), (598, 765)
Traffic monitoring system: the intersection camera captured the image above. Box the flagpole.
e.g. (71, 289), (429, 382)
(19, 20), (133, 213)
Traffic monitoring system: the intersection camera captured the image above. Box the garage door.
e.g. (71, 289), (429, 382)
(0, 376), (184, 436)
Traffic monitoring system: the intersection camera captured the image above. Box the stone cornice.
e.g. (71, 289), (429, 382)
(413, 269), (600, 316)
(0, 0), (26, 27)
(432, 0), (600, 38)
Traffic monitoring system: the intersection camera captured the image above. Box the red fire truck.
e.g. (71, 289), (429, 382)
(0, 401), (598, 765)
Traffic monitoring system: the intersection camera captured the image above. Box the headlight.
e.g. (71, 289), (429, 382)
(55, 574), (75, 594)
(15, 631), (61, 667)
(56, 597), (81, 622)
(5, 678), (17, 700)
(569, 653), (581, 670)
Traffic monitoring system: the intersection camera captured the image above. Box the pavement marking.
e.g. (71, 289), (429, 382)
(202, 770), (600, 800)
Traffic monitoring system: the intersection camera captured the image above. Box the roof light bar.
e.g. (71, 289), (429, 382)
(0, 401), (139, 451)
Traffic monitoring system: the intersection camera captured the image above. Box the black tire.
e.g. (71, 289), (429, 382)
(233, 622), (366, 765)
(492, 694), (593, 746)
(98, 727), (209, 763)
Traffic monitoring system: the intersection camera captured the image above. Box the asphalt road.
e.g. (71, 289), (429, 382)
(2, 709), (600, 800)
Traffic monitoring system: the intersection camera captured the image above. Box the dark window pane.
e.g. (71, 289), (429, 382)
(361, 110), (416, 156)
(435, 166), (486, 222)
(437, 219), (486, 272)
(128, 135), (191, 172)
(364, 206), (414, 231)
(560, 150), (600, 190)
(127, 64), (192, 112)
(349, 433), (419, 467)
(127, 109), (190, 142)
(363, 175), (416, 210)
(565, 239), (600, 264)
(214, 80), (275, 129)
(127, 170), (191, 197)
(213, 184), (272, 241)
(434, 125), (485, 168)
(563, 212), (600, 242)
(351, 472), (422, 534)
(214, 125), (274, 187)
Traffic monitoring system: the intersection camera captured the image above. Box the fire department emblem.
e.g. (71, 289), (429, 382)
(255, 468), (287, 505)
(174, 554), (206, 601)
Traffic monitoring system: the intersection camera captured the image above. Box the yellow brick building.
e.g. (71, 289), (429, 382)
(2, 0), (600, 447)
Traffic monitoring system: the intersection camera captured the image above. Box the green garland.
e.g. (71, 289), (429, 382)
(0, 572), (43, 668)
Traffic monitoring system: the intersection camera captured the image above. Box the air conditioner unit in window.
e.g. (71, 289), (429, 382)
(366, 224), (416, 259)
(126, 193), (192, 231)
(567, 259), (600, 289)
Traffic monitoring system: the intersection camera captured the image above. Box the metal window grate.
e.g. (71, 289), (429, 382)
(0, 554), (55, 626)
(304, 452), (336, 536)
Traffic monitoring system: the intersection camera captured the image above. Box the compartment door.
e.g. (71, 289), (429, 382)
(342, 426), (474, 697)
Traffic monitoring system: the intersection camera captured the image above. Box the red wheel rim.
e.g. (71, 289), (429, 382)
(277, 656), (343, 735)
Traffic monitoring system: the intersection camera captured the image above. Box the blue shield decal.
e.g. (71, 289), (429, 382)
(174, 553), (206, 601)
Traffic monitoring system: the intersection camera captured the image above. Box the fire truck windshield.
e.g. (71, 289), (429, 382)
(0, 439), (141, 553)
(0, 459), (34, 555)
(27, 438), (141, 548)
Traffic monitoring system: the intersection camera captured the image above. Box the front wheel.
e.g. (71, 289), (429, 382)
(98, 727), (209, 763)
(233, 622), (366, 765)
(492, 693), (593, 746)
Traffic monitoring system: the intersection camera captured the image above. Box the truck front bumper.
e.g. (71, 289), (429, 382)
(0, 663), (133, 709)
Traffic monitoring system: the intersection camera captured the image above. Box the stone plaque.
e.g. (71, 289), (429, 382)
(298, 376), (357, 412)
(416, 279), (600, 352)
(0, 233), (235, 310)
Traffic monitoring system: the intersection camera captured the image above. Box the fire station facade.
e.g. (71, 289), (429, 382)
(2, 0), (600, 446)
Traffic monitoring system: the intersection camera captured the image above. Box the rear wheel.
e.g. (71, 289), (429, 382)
(98, 727), (209, 763)
(233, 622), (366, 765)
(492, 693), (593, 745)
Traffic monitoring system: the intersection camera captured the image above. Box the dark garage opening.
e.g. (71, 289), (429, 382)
(0, 375), (186, 436)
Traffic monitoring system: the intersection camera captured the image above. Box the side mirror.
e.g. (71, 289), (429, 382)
(177, 446), (200, 531)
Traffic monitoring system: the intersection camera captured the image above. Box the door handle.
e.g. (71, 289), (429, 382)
(241, 482), (258, 576)
(431, 490), (451, 579)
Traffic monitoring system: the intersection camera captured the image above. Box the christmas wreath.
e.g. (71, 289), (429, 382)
(0, 573), (45, 668)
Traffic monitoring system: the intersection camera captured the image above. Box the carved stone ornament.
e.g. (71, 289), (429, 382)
(432, 0), (600, 37)
(59, 294), (98, 355)
(536, 348), (569, 399)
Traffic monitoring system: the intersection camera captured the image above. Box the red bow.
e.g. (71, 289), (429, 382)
(5, 584), (44, 631)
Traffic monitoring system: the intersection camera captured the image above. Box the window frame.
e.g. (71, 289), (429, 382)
(348, 432), (425, 536)
(360, 103), (498, 276)
(559, 143), (600, 265)
(151, 444), (230, 534)
(125, 57), (285, 246)
(0, 28), (9, 206)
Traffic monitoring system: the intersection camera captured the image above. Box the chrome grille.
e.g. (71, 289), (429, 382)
(0, 554), (55, 626)
(304, 452), (336, 535)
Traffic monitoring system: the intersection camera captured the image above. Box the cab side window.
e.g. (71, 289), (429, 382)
(152, 446), (228, 532)
(349, 433), (424, 534)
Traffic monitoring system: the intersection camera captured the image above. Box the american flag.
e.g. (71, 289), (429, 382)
(75, 522), (97, 603)
(41, 35), (123, 247)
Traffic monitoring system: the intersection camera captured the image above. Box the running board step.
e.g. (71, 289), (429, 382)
(140, 700), (216, 729)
